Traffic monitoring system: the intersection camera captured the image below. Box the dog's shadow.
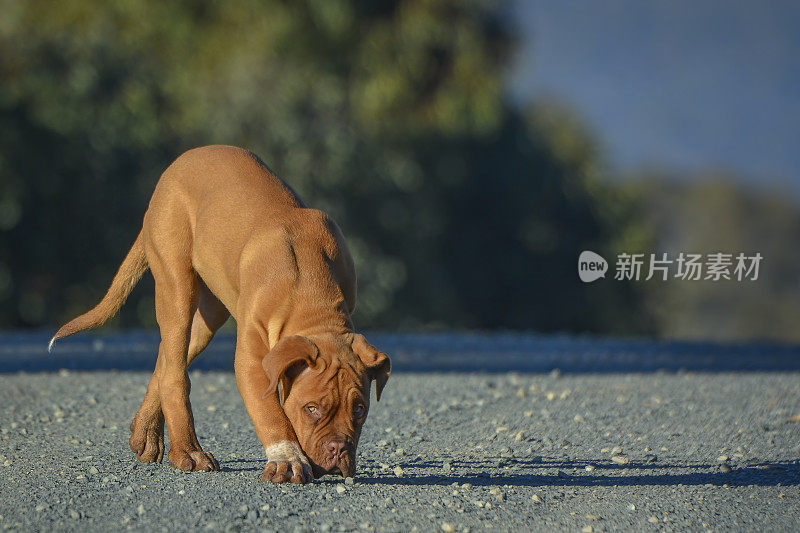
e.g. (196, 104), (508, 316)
(220, 458), (263, 473)
(219, 456), (800, 488)
(354, 457), (800, 488)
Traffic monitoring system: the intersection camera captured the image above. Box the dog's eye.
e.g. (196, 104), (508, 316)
(353, 404), (366, 419)
(305, 404), (319, 415)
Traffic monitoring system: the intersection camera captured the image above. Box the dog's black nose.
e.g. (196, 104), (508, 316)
(325, 440), (347, 459)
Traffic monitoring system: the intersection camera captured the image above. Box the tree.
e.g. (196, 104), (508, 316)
(0, 0), (649, 334)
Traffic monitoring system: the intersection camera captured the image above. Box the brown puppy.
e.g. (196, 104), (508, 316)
(50, 145), (391, 483)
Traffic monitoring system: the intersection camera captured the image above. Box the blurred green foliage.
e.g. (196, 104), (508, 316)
(0, 0), (649, 334)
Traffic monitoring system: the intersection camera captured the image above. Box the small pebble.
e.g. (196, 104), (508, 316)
(648, 516), (659, 523)
(344, 476), (355, 485)
(335, 485), (346, 494)
(717, 455), (729, 462)
(88, 466), (99, 475)
(585, 464), (596, 472)
(441, 523), (455, 532)
(532, 494), (544, 503)
(489, 487), (505, 501)
(69, 509), (80, 519)
(610, 446), (623, 455)
(720, 464), (732, 473)
(137, 504), (146, 515)
(582, 526), (593, 533)
(611, 454), (630, 465)
(393, 466), (405, 477)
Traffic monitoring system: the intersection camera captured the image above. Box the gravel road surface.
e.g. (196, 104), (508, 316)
(1, 332), (799, 532)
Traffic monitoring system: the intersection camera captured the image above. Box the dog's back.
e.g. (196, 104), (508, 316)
(155, 144), (304, 220)
(144, 145), (353, 319)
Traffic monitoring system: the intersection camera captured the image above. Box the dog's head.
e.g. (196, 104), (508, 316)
(262, 333), (390, 478)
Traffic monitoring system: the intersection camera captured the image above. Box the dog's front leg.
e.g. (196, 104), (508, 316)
(235, 328), (313, 484)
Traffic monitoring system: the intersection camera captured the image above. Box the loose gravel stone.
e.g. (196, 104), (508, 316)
(489, 487), (505, 501)
(611, 454), (630, 465)
(0, 358), (798, 532)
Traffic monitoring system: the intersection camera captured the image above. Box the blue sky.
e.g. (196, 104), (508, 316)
(509, 0), (800, 192)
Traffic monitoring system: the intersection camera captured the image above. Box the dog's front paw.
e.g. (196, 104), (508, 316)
(262, 441), (313, 484)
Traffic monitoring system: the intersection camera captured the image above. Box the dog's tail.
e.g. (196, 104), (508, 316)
(48, 231), (149, 352)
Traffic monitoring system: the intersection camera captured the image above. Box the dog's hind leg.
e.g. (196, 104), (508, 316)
(130, 279), (229, 464)
(153, 265), (220, 471)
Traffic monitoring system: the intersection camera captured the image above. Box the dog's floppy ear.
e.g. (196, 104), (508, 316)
(352, 334), (391, 402)
(262, 335), (320, 404)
